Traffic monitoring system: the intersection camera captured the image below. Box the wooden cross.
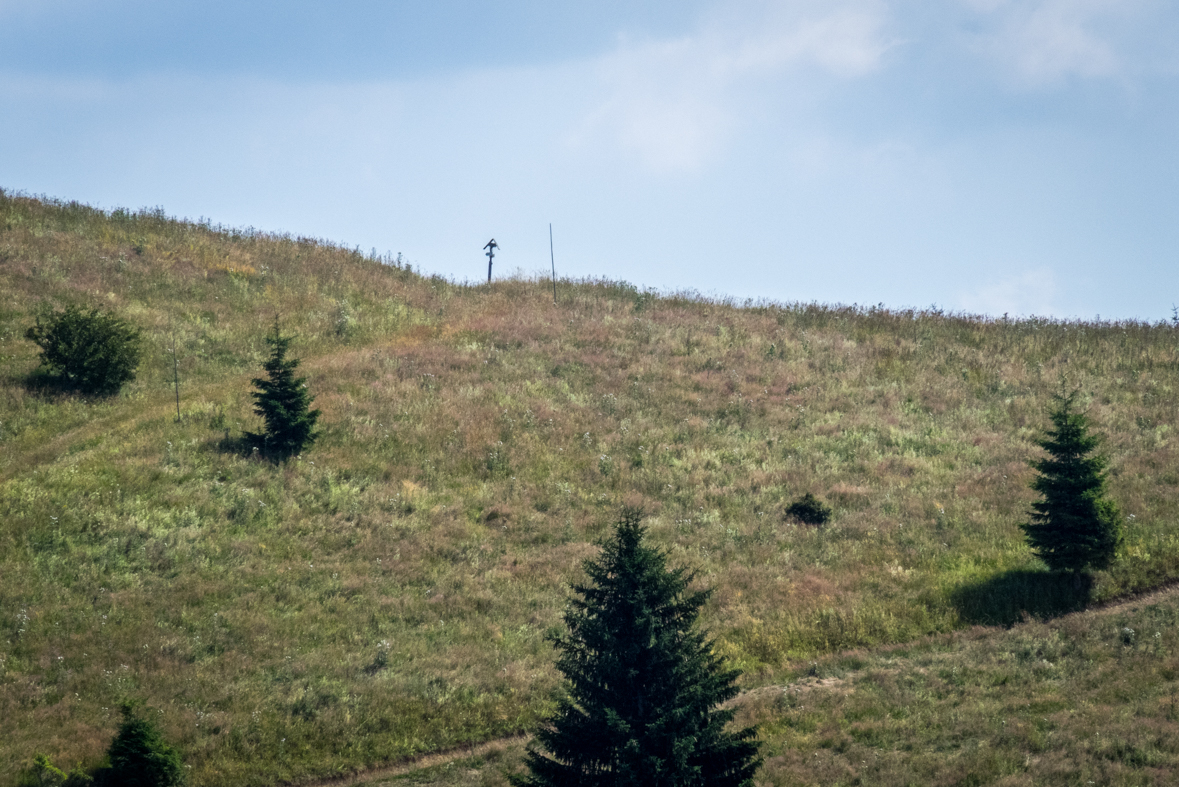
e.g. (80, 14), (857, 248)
(484, 238), (498, 283)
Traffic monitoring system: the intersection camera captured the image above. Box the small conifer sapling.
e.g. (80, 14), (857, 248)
(248, 319), (320, 460)
(103, 703), (184, 787)
(1022, 391), (1122, 574)
(515, 508), (761, 787)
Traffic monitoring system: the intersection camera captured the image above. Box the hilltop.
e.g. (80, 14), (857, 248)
(2, 191), (1178, 785)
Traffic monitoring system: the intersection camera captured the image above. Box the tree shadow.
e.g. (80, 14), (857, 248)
(215, 431), (295, 463)
(215, 431), (259, 458)
(950, 569), (1093, 627)
(17, 367), (129, 400)
(19, 368), (87, 399)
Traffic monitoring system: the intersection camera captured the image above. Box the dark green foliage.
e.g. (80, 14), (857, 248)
(1022, 391), (1122, 573)
(785, 493), (831, 525)
(247, 319), (320, 460)
(516, 508), (761, 787)
(100, 704), (184, 787)
(24, 305), (141, 395)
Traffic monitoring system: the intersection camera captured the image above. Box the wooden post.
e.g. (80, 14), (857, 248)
(171, 331), (181, 422)
(549, 224), (557, 304)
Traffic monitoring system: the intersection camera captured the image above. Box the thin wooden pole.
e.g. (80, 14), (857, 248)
(549, 223), (557, 304)
(171, 331), (181, 422)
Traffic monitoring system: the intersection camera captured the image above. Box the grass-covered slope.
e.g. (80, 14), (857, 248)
(360, 589), (1179, 787)
(2, 191), (1178, 785)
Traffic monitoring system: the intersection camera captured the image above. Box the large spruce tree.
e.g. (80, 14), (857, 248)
(1022, 391), (1122, 573)
(516, 508), (761, 787)
(248, 319), (320, 460)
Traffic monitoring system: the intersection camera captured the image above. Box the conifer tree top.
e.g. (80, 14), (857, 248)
(516, 508), (761, 787)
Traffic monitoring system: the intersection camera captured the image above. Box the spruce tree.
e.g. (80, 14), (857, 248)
(103, 704), (184, 787)
(516, 508), (761, 787)
(1022, 391), (1122, 573)
(248, 319), (320, 460)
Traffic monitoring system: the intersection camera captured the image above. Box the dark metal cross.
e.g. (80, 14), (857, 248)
(484, 238), (498, 283)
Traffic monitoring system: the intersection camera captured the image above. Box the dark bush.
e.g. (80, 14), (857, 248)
(786, 493), (832, 525)
(25, 305), (142, 395)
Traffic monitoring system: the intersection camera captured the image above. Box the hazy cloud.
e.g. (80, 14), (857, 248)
(960, 0), (1159, 85)
(958, 268), (1059, 317)
(570, 0), (893, 172)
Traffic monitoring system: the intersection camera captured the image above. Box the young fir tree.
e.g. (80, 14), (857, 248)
(248, 319), (320, 460)
(515, 508), (761, 787)
(102, 703), (184, 787)
(1022, 391), (1122, 573)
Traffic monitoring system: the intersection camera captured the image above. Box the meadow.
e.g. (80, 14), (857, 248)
(2, 190), (1178, 785)
(362, 588), (1179, 787)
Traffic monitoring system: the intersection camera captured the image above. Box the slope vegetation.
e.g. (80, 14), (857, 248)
(2, 191), (1178, 785)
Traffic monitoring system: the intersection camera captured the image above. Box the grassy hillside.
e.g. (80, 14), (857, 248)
(359, 589), (1179, 787)
(2, 190), (1178, 785)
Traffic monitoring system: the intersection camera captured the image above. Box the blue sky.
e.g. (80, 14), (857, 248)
(3, 0), (1177, 320)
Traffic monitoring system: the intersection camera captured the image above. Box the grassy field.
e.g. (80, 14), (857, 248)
(365, 588), (1179, 787)
(2, 190), (1179, 785)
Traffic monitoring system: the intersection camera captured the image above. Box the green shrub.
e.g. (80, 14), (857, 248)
(17, 755), (91, 787)
(18, 754), (65, 787)
(786, 493), (832, 525)
(25, 305), (142, 395)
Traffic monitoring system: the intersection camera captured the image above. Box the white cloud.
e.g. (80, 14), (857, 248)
(960, 0), (1157, 85)
(568, 0), (894, 173)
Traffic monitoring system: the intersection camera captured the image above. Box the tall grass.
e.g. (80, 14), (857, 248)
(2, 190), (1178, 785)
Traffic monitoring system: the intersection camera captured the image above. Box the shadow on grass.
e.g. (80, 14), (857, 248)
(951, 570), (1093, 627)
(216, 431), (297, 464)
(19, 368), (105, 399)
(216, 431), (261, 457)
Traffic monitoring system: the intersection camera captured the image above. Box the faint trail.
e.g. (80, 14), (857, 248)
(288, 735), (531, 787)
(293, 579), (1179, 786)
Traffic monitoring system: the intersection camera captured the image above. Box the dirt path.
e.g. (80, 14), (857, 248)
(292, 579), (1179, 786)
(288, 735), (531, 787)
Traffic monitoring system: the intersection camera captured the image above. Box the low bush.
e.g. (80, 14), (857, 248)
(25, 304), (141, 395)
(785, 492), (832, 525)
(17, 755), (91, 787)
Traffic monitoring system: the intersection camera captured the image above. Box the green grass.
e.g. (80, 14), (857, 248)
(2, 190), (1179, 785)
(371, 591), (1179, 786)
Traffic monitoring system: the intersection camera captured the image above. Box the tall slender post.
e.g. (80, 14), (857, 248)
(484, 238), (498, 283)
(171, 331), (181, 422)
(549, 223), (557, 305)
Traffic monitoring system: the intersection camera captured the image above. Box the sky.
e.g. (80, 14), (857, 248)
(2, 0), (1178, 321)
